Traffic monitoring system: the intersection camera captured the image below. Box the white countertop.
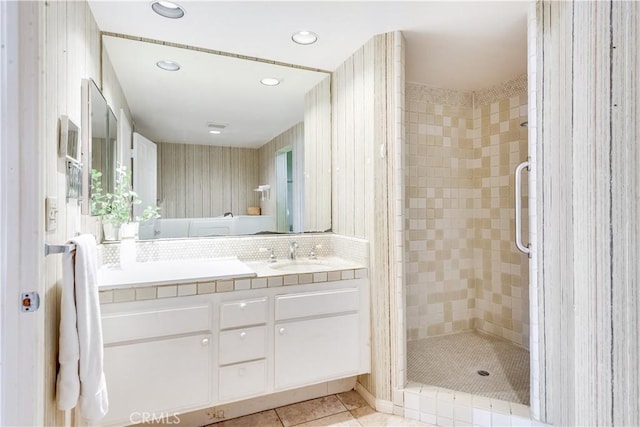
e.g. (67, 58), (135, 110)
(245, 256), (365, 277)
(98, 257), (256, 289)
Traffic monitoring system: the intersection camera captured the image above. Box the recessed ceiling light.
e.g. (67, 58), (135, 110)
(209, 130), (221, 134)
(260, 78), (280, 86)
(151, 1), (185, 19)
(291, 31), (318, 45)
(207, 122), (227, 130)
(156, 60), (180, 71)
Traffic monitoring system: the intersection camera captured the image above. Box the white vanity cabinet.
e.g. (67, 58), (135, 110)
(100, 297), (214, 426)
(98, 278), (369, 426)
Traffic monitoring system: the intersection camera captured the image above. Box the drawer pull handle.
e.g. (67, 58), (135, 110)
(240, 332), (247, 338)
(239, 303), (247, 309)
(201, 338), (209, 346)
(279, 328), (285, 335)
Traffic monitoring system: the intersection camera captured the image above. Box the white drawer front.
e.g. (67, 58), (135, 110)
(102, 304), (210, 344)
(275, 288), (358, 321)
(220, 297), (268, 329)
(219, 359), (266, 402)
(219, 325), (266, 365)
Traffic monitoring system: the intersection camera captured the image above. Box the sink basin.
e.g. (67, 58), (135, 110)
(268, 260), (336, 272)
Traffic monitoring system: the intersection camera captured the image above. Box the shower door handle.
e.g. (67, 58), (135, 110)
(514, 160), (531, 257)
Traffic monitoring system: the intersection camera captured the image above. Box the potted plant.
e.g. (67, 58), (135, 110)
(91, 165), (160, 240)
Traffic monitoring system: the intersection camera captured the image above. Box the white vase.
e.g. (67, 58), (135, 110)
(103, 222), (120, 241)
(119, 222), (138, 269)
(118, 222), (139, 239)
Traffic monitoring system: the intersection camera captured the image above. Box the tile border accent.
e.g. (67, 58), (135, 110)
(406, 82), (473, 107)
(474, 73), (528, 106)
(406, 74), (528, 109)
(99, 268), (368, 304)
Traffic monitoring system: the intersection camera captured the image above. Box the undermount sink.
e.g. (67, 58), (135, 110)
(268, 260), (336, 272)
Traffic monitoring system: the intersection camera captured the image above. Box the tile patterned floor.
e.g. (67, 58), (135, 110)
(206, 391), (432, 427)
(407, 331), (530, 404)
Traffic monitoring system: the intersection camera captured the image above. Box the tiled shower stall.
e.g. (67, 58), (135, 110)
(404, 74), (530, 402)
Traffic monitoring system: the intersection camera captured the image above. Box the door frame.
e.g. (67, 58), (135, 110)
(275, 147), (293, 233)
(390, 5), (543, 421)
(0, 1), (45, 426)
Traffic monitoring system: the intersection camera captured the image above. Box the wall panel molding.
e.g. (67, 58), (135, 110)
(304, 77), (332, 232)
(332, 31), (404, 405)
(157, 143), (260, 219)
(538, 1), (640, 425)
(611, 2), (640, 426)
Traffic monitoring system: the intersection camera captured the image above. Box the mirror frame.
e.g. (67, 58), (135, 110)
(81, 78), (118, 215)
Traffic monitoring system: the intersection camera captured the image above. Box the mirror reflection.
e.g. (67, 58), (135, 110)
(102, 35), (331, 239)
(86, 79), (117, 215)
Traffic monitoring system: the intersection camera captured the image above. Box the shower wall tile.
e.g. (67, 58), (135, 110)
(405, 84), (476, 340)
(474, 79), (529, 348)
(405, 75), (529, 348)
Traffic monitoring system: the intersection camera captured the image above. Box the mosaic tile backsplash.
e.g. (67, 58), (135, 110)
(405, 74), (529, 348)
(100, 233), (368, 267)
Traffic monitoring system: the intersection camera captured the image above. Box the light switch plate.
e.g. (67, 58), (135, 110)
(46, 197), (58, 231)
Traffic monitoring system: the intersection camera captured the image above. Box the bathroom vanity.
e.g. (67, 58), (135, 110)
(96, 252), (370, 426)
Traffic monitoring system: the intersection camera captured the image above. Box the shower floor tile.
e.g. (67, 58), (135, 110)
(407, 331), (530, 405)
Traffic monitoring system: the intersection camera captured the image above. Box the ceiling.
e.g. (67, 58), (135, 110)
(89, 1), (528, 91)
(103, 36), (327, 147)
(89, 1), (528, 148)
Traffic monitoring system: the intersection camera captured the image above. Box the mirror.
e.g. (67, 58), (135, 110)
(82, 79), (118, 215)
(102, 35), (331, 239)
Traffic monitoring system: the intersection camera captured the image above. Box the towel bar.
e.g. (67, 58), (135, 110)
(44, 243), (76, 257)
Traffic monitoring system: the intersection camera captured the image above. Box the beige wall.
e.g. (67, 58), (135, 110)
(304, 76), (332, 232)
(157, 143), (260, 218)
(332, 32), (404, 404)
(42, 1), (130, 424)
(405, 74), (529, 348)
(536, 1), (640, 425)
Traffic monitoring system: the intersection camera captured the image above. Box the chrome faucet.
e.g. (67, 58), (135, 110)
(259, 247), (277, 263)
(289, 242), (298, 260)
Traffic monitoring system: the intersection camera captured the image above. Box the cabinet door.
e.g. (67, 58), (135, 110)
(275, 314), (359, 390)
(101, 334), (212, 425)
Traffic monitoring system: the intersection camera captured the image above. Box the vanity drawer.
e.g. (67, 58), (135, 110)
(102, 304), (211, 344)
(219, 325), (266, 365)
(275, 288), (358, 321)
(219, 359), (266, 402)
(220, 297), (268, 329)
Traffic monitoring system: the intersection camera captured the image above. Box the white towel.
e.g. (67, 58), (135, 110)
(56, 234), (109, 422)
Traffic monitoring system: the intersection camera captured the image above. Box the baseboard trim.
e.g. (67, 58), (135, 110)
(355, 381), (394, 414)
